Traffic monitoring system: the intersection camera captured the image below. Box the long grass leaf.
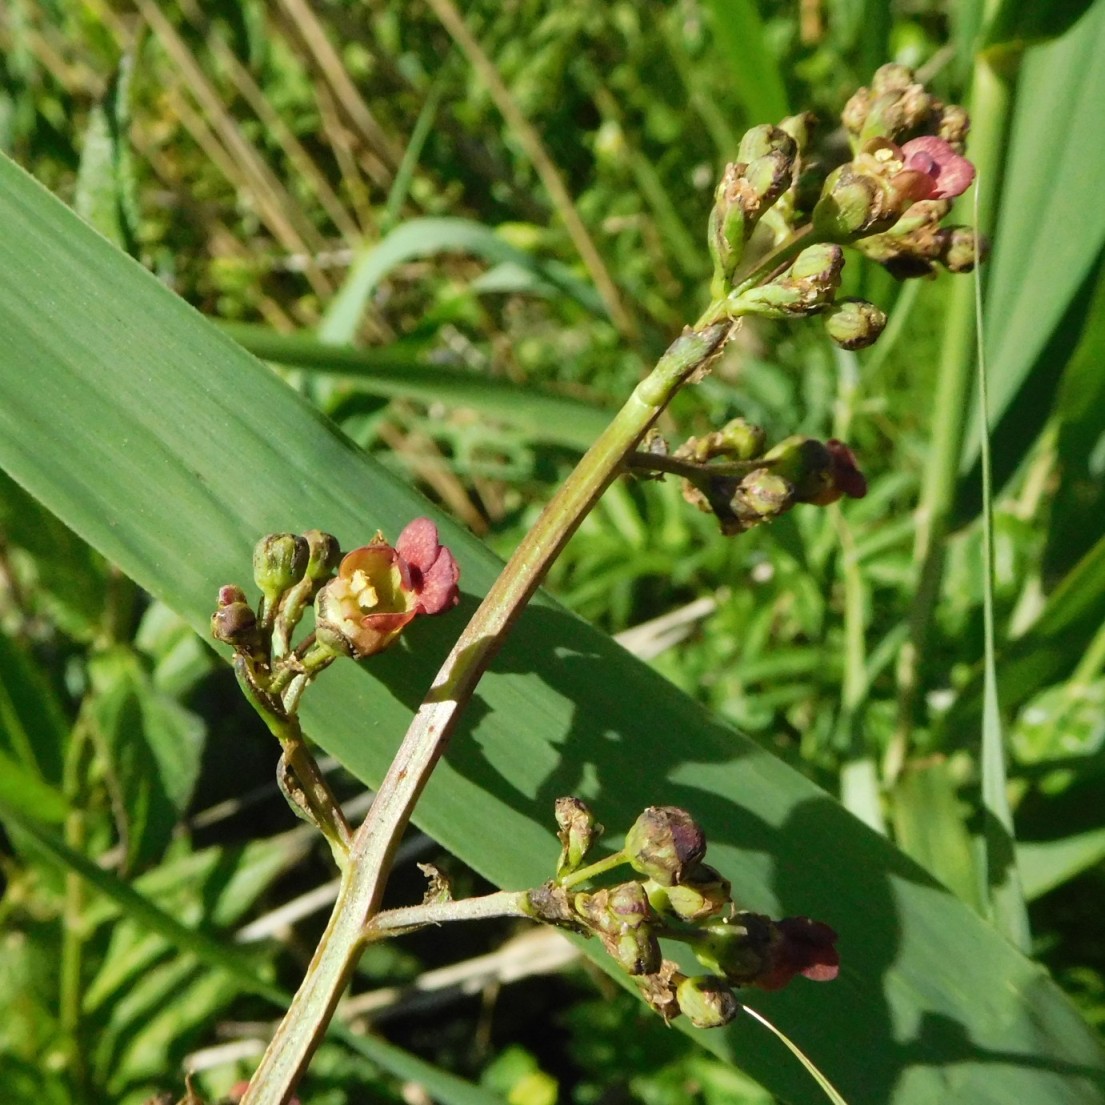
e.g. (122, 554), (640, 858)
(224, 323), (610, 451)
(321, 216), (604, 345)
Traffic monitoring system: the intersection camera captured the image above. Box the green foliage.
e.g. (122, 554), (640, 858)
(3, 1), (1105, 1103)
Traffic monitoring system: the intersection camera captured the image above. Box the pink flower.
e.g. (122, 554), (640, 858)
(899, 136), (975, 201)
(314, 518), (460, 659)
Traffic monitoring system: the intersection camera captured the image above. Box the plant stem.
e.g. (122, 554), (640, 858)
(367, 889), (531, 935)
(625, 451), (764, 481)
(234, 656), (352, 857)
(557, 849), (629, 890)
(240, 320), (732, 1105)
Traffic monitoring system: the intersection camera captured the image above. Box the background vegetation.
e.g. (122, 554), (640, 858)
(2, 1), (1105, 1103)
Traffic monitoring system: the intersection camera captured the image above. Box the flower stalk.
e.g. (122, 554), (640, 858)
(230, 64), (984, 1103)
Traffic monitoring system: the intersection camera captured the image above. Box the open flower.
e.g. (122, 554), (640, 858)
(314, 518), (460, 659)
(900, 136), (975, 201)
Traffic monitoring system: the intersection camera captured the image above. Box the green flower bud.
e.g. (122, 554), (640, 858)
(850, 64), (934, 145)
(646, 863), (732, 923)
(607, 927), (663, 976)
(709, 127), (798, 290)
(762, 436), (867, 505)
(575, 881), (654, 933)
(823, 298), (887, 350)
(253, 533), (309, 610)
(555, 796), (602, 877)
(676, 975), (741, 1028)
(675, 418), (765, 464)
(762, 436), (833, 500)
(694, 912), (773, 984)
(732, 243), (844, 318)
(812, 167), (884, 240)
(624, 807), (706, 887)
(732, 468), (795, 522)
(778, 111), (815, 152)
(940, 226), (988, 273)
(708, 164), (749, 286)
(302, 529), (341, 583)
(716, 418), (766, 460)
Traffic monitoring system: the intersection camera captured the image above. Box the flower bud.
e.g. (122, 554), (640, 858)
(211, 596), (259, 649)
(778, 111), (815, 152)
(575, 881), (654, 932)
(939, 226), (988, 273)
(675, 418), (765, 464)
(732, 243), (844, 317)
(761, 436), (867, 506)
(845, 64), (934, 146)
(624, 806), (706, 887)
(732, 468), (795, 523)
(823, 297), (887, 350)
(676, 975), (741, 1028)
(937, 104), (970, 149)
(302, 529), (341, 583)
(253, 533), (309, 610)
(646, 863), (732, 922)
(555, 796), (602, 877)
(709, 127), (798, 289)
(811, 167), (886, 240)
(574, 882), (660, 974)
(716, 417), (767, 460)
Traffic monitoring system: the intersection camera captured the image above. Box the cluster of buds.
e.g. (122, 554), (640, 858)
(634, 420), (866, 535)
(524, 800), (838, 1029)
(212, 519), (460, 716)
(706, 64), (984, 339)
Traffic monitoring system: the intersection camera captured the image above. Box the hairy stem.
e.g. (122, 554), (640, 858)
(241, 320), (732, 1105)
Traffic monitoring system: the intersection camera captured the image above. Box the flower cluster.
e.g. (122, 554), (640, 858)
(705, 63), (984, 337)
(212, 519), (460, 716)
(635, 419), (866, 536)
(524, 801), (839, 1030)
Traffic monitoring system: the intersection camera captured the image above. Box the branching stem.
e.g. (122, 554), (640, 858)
(240, 318), (734, 1104)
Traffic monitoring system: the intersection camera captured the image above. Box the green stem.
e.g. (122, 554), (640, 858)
(557, 849), (630, 890)
(240, 321), (732, 1105)
(233, 656), (352, 857)
(625, 451), (765, 482)
(698, 224), (821, 325)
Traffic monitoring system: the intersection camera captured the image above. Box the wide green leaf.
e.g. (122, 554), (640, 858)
(1, 155), (1103, 1104)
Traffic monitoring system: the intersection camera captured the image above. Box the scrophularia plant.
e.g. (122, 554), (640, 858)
(203, 66), (983, 1105)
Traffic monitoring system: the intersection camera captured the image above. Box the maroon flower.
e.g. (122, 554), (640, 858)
(825, 439), (868, 502)
(314, 518), (460, 659)
(900, 136), (976, 201)
(756, 916), (840, 991)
